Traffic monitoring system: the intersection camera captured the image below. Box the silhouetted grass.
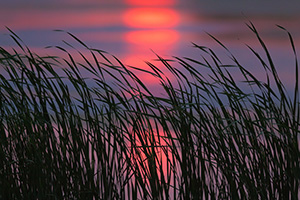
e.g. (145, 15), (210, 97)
(0, 23), (299, 199)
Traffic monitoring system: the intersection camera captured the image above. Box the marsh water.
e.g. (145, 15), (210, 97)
(1, 0), (300, 94)
(1, 1), (300, 198)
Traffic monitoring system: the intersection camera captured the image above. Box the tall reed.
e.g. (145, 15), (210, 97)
(0, 23), (299, 199)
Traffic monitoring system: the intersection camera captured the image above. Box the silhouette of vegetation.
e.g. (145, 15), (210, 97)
(0, 23), (299, 199)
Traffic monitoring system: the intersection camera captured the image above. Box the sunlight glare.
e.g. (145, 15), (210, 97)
(123, 8), (179, 28)
(125, 30), (179, 46)
(125, 0), (176, 6)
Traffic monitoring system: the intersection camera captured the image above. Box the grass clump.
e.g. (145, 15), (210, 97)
(0, 23), (299, 199)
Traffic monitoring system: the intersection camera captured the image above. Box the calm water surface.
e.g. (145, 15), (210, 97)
(1, 2), (299, 198)
(1, 0), (300, 91)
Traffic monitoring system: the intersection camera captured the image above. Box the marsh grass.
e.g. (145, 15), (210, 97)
(0, 23), (299, 199)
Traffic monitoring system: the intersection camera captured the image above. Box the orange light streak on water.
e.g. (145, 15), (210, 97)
(122, 3), (180, 86)
(125, 30), (179, 47)
(123, 8), (179, 28)
(125, 0), (176, 6)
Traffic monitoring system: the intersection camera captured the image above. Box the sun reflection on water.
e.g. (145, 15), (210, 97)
(122, 1), (180, 81)
(123, 8), (179, 28)
(125, 0), (176, 6)
(125, 30), (179, 46)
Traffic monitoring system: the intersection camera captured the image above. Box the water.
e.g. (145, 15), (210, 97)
(1, 1), (299, 198)
(1, 0), (300, 91)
